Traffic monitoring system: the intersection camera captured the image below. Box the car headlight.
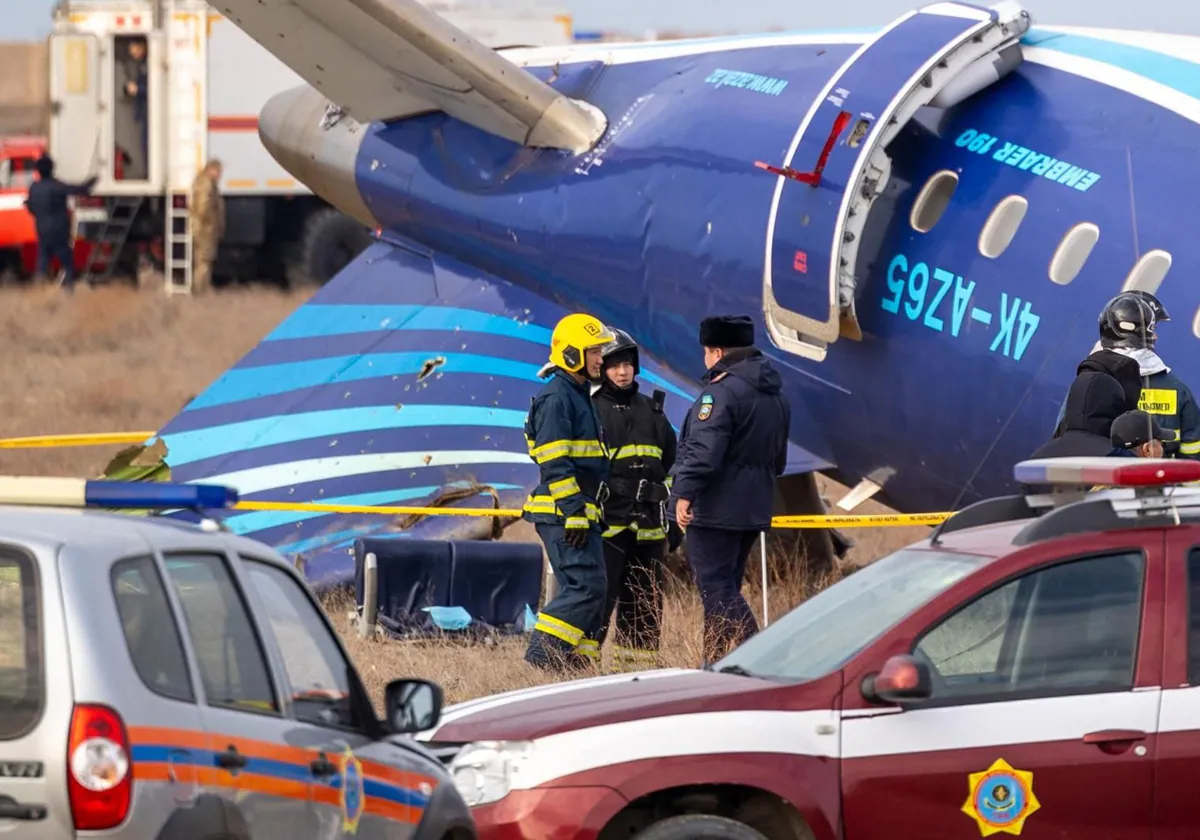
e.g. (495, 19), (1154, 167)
(448, 740), (534, 807)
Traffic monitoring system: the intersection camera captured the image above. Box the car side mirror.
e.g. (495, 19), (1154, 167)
(384, 678), (444, 735)
(861, 654), (932, 705)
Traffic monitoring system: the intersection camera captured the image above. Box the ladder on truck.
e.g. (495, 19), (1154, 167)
(166, 196), (192, 294)
(80, 196), (143, 285)
(163, 1), (207, 295)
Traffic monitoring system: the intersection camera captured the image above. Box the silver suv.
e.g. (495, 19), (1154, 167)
(0, 502), (475, 840)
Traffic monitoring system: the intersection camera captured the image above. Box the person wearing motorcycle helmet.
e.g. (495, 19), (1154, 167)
(582, 326), (679, 671)
(522, 312), (616, 672)
(1053, 290), (1200, 460)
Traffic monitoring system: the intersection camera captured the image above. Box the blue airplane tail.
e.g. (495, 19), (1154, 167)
(152, 234), (714, 587)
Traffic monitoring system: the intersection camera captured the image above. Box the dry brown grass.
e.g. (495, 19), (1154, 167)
(2, 284), (930, 709)
(327, 567), (845, 708)
(0, 283), (313, 477)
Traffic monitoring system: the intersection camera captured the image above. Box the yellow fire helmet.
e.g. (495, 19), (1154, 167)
(549, 313), (616, 373)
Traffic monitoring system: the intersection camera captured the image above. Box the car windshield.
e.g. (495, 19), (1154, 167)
(712, 547), (991, 681)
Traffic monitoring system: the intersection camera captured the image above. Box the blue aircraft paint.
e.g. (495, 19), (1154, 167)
(191, 350), (692, 411)
(163, 405), (530, 467)
(593, 27), (876, 51)
(364, 44), (1199, 505)
(704, 69), (789, 96)
(954, 128), (1101, 191)
(150, 11), (1200, 589)
(880, 254), (1042, 361)
(536, 25), (1200, 111)
(769, 8), (994, 323)
(188, 353), (549, 410)
(232, 329), (549, 369)
(263, 304), (553, 345)
(171, 373), (695, 443)
(1022, 30), (1200, 102)
(172, 427), (534, 483)
(553, 27), (1200, 112)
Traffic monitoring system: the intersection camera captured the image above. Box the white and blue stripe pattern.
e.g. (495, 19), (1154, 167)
(153, 243), (700, 576)
(505, 23), (1200, 124)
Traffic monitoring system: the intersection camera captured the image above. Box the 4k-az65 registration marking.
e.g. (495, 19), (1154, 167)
(881, 254), (1041, 362)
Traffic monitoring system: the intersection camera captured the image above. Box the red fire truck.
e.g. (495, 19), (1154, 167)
(0, 135), (107, 280)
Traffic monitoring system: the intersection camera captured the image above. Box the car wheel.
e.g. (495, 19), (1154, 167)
(635, 814), (770, 840)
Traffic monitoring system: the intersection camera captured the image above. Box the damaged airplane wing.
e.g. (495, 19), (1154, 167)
(210, 0), (608, 152)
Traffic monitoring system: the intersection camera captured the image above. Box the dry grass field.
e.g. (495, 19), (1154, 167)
(0, 283), (929, 709)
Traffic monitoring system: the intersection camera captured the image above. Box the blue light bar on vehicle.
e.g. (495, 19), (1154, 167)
(1013, 457), (1200, 488)
(0, 477), (238, 509)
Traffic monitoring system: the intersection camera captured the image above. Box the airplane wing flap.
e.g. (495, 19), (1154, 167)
(215, 0), (607, 152)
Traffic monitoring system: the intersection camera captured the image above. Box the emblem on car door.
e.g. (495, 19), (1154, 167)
(340, 745), (365, 834)
(961, 757), (1041, 836)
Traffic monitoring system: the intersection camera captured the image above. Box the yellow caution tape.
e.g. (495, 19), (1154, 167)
(0, 432), (157, 449)
(771, 512), (952, 528)
(0, 431), (950, 529)
(235, 499), (949, 528)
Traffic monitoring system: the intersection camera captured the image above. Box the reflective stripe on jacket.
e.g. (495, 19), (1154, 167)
(522, 368), (611, 529)
(592, 379), (677, 535)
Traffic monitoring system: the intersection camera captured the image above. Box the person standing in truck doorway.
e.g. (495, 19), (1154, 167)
(189, 159), (224, 294)
(115, 37), (149, 181)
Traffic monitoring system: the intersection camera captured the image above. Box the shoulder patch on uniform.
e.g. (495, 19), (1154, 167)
(698, 393), (714, 421)
(701, 393), (714, 405)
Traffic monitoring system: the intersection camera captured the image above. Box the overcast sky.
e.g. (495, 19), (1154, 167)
(6, 0), (1200, 40)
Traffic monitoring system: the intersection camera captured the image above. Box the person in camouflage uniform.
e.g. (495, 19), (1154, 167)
(189, 159), (224, 294)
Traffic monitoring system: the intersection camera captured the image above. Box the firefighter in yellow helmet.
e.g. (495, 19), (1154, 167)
(523, 313), (616, 672)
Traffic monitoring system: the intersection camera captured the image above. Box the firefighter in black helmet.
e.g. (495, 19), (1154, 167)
(1054, 291), (1200, 459)
(582, 327), (679, 670)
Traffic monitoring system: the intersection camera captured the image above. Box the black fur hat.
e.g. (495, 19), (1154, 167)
(699, 315), (754, 349)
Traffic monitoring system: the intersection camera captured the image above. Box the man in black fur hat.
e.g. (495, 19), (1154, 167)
(668, 315), (792, 662)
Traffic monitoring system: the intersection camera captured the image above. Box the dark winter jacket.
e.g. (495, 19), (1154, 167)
(1052, 355), (1200, 461)
(25, 175), (96, 240)
(1030, 350), (1142, 460)
(669, 347), (791, 531)
(592, 379), (677, 538)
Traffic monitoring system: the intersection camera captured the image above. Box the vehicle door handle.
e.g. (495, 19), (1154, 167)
(1083, 729), (1147, 755)
(1083, 729), (1147, 744)
(214, 745), (248, 770)
(0, 800), (47, 821)
(310, 753), (337, 777)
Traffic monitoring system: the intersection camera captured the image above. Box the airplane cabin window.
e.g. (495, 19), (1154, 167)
(1122, 249), (1172, 296)
(1048, 222), (1100, 285)
(978, 195), (1029, 259)
(910, 170), (958, 234)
